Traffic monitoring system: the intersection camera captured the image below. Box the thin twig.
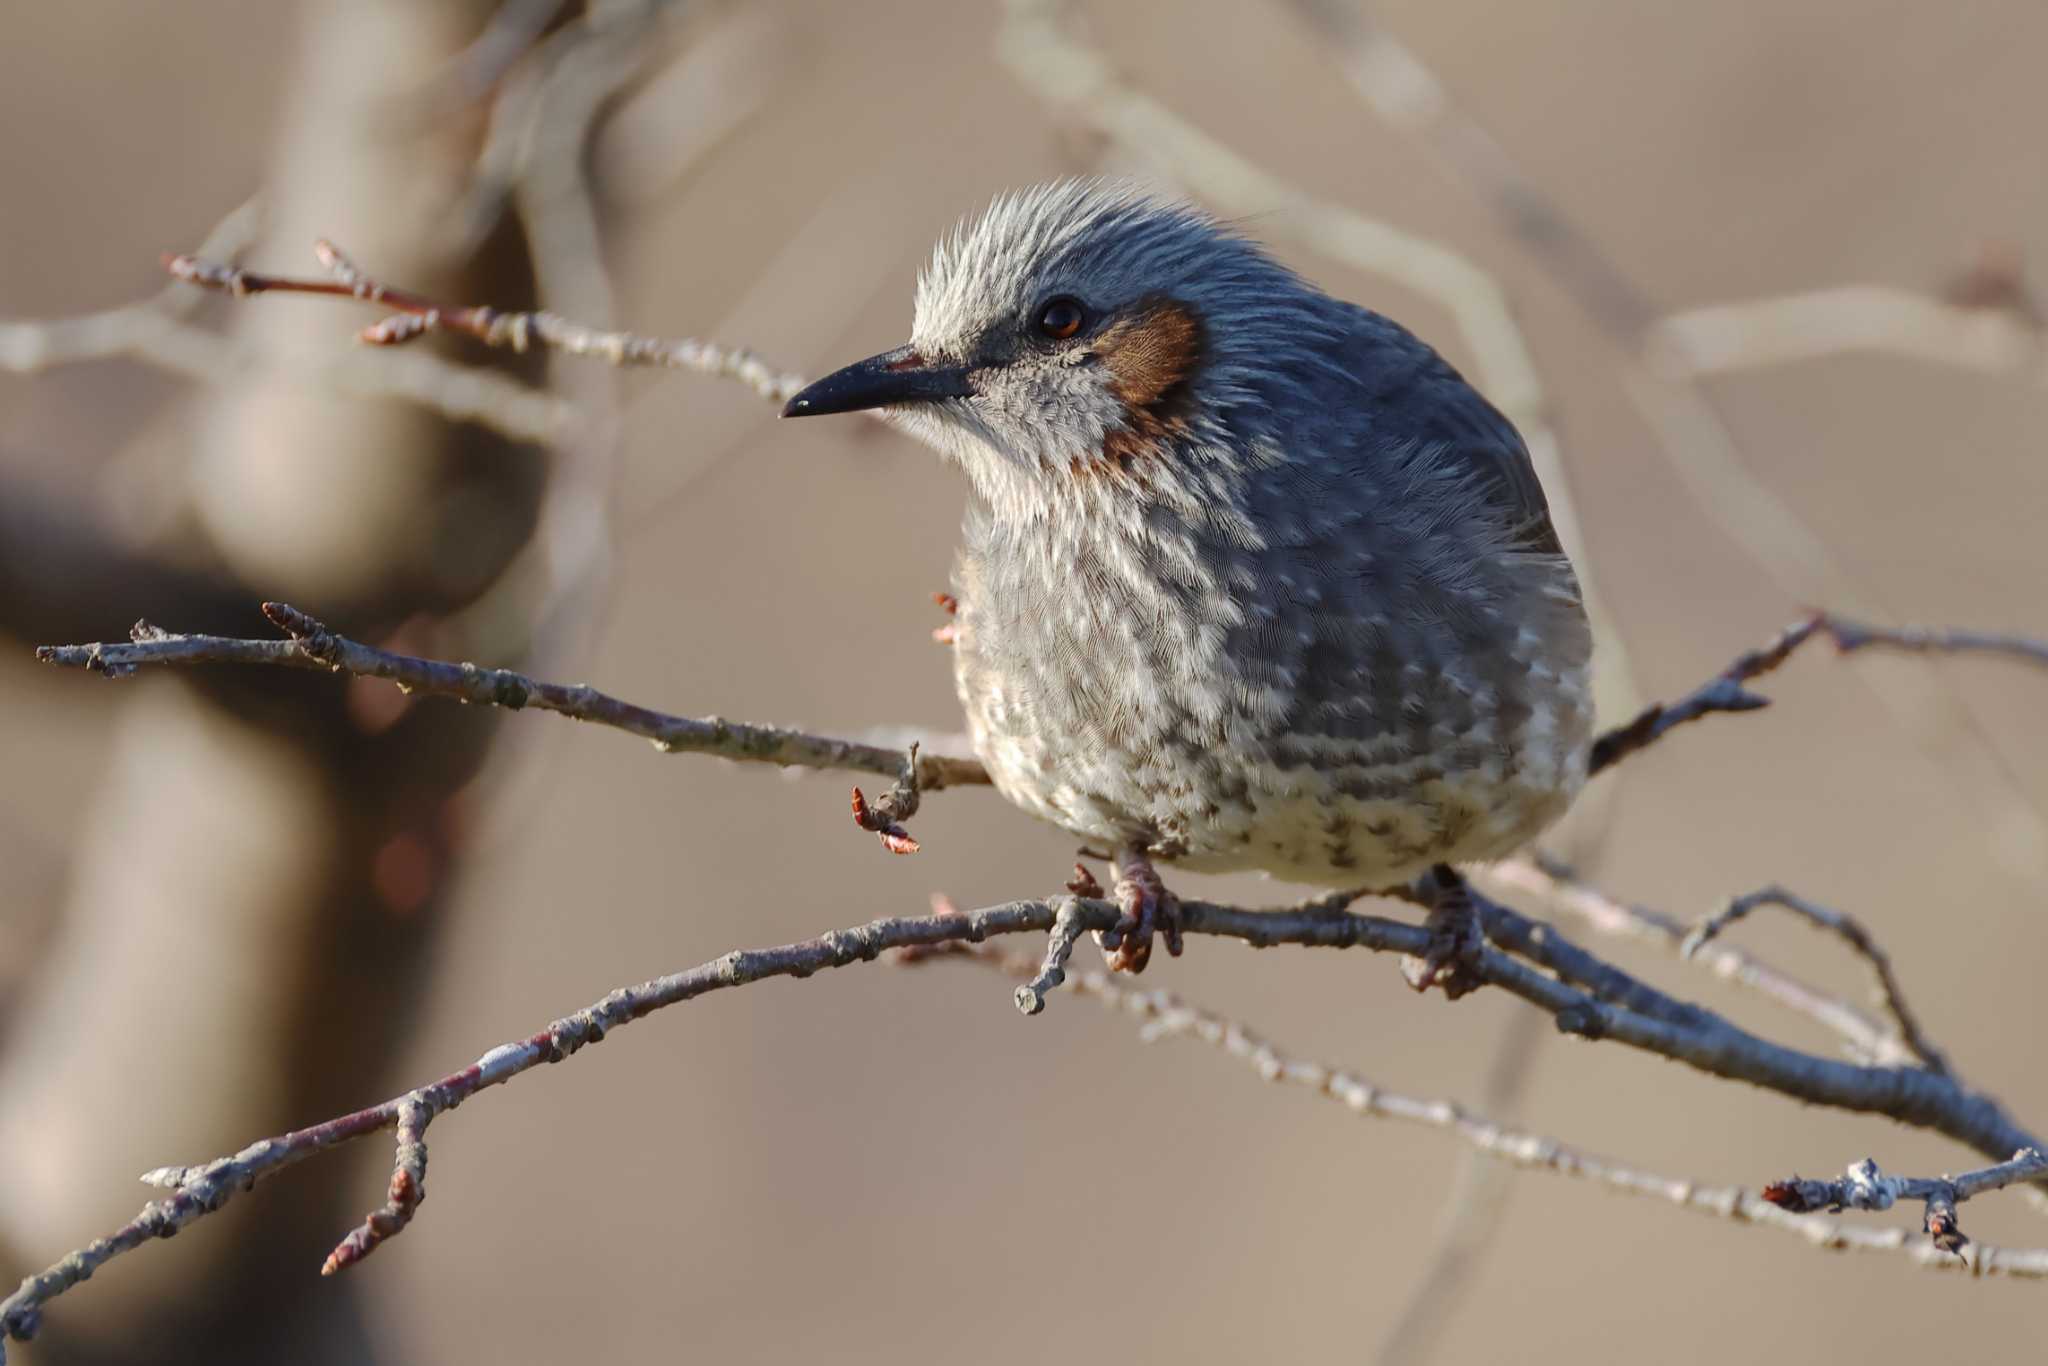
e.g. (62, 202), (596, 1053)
(36, 604), (990, 793)
(1762, 1150), (2048, 1254)
(942, 945), (2048, 1277)
(320, 1100), (429, 1274)
(1684, 887), (1951, 1075)
(0, 202), (572, 446)
(1014, 899), (1092, 1014)
(1584, 609), (2048, 777)
(1819, 615), (2048, 670)
(1586, 616), (1821, 776)
(1486, 854), (1918, 1070)
(162, 240), (810, 406)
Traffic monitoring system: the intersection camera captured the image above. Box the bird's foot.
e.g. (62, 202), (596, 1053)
(1400, 864), (1486, 999)
(1092, 846), (1183, 974)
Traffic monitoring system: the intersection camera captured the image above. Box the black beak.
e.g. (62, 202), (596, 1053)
(780, 344), (975, 418)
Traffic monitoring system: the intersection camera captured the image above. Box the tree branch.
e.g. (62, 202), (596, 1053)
(1762, 1149), (2048, 1254)
(1683, 886), (1951, 1076)
(48, 604), (2043, 814)
(24, 592), (2048, 1353)
(1821, 616), (2048, 670)
(1588, 610), (2048, 775)
(35, 603), (990, 793)
(1586, 616), (1821, 775)
(163, 239), (811, 408)
(0, 893), (1415, 1351)
(934, 943), (2048, 1277)
(0, 202), (574, 446)
(7, 855), (2046, 1355)
(1488, 854), (1929, 1072)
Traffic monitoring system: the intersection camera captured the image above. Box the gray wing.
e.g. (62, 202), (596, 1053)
(1340, 303), (1562, 556)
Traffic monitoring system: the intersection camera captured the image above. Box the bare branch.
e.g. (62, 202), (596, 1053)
(1013, 899), (1093, 1014)
(1820, 615), (2048, 670)
(1587, 615), (1821, 776)
(1586, 610), (2048, 777)
(320, 1100), (429, 1275)
(7, 854), (2047, 1355)
(32, 600), (2048, 1161)
(1763, 1150), (2048, 1254)
(945, 945), (2048, 1277)
(36, 603), (991, 793)
(1487, 854), (1922, 1071)
(163, 240), (810, 407)
(0, 202), (572, 446)
(1684, 887), (1951, 1076)
(0, 893), (1422, 1348)
(1465, 897), (2046, 1177)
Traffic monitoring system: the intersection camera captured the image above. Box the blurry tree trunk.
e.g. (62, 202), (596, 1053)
(0, 2), (547, 1361)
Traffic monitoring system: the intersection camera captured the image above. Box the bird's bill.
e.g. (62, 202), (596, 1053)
(780, 345), (975, 418)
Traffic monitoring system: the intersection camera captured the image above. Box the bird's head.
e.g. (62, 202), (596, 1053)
(783, 181), (1310, 505)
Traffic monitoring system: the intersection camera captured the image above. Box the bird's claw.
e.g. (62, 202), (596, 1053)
(1095, 849), (1182, 974)
(1401, 866), (1485, 999)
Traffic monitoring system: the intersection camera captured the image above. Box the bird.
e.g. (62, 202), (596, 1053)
(782, 181), (1592, 985)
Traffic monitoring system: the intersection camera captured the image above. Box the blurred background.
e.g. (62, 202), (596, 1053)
(4, 1), (2046, 1362)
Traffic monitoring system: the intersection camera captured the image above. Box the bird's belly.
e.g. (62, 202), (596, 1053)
(958, 631), (1591, 887)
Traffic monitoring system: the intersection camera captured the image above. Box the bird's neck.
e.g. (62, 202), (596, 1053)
(960, 439), (1265, 595)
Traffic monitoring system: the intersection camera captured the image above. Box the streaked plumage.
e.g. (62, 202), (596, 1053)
(787, 181), (1592, 964)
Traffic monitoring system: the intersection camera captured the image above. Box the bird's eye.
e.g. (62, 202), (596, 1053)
(1035, 296), (1086, 340)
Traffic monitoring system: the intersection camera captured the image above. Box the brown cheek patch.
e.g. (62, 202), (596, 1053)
(1093, 297), (1204, 466)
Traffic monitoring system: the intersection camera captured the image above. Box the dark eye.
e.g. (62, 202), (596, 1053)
(1035, 295), (1086, 340)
